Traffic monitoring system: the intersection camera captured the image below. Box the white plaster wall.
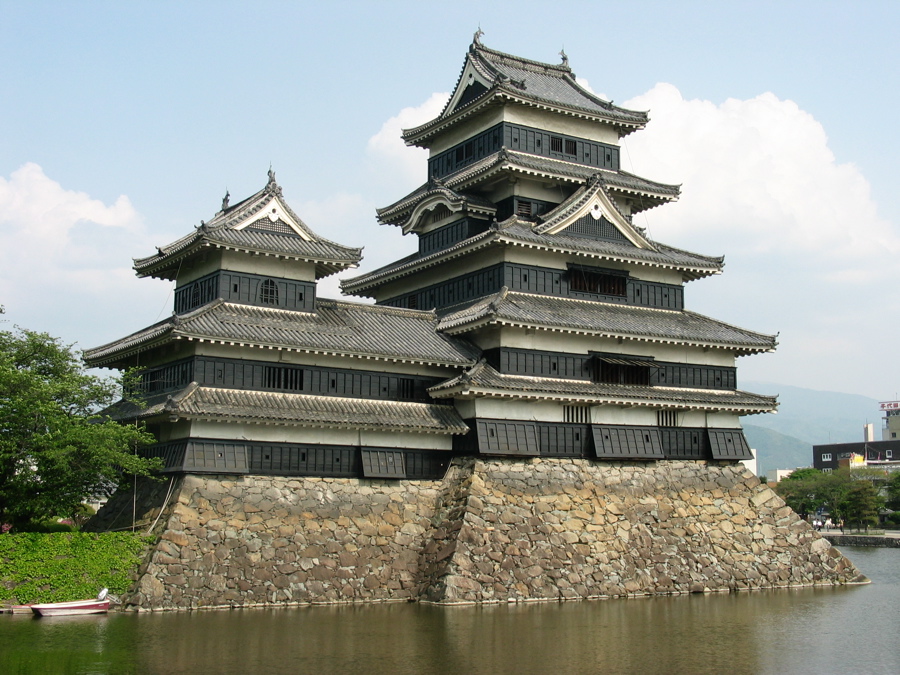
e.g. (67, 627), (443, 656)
(503, 107), (621, 145)
(175, 250), (317, 287)
(427, 109), (505, 154)
(186, 420), (453, 450)
(704, 412), (743, 428)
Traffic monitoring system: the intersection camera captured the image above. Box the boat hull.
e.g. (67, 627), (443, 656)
(30, 600), (110, 617)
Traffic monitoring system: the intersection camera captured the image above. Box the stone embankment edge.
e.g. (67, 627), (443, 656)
(94, 457), (868, 611)
(826, 534), (900, 548)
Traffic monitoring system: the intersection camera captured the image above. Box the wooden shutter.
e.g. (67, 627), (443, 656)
(361, 448), (407, 478)
(592, 425), (664, 460)
(476, 420), (540, 456)
(707, 429), (753, 460)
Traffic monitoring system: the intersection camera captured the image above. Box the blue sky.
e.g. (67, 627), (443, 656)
(1, 1), (898, 404)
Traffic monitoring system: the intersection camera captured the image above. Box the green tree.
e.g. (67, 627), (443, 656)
(775, 469), (823, 517)
(886, 472), (900, 511)
(782, 467), (821, 482)
(843, 480), (883, 532)
(0, 327), (160, 531)
(816, 469), (856, 522)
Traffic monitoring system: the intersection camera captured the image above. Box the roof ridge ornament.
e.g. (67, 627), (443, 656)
(473, 27), (484, 47)
(559, 48), (569, 68)
(221, 190), (230, 211)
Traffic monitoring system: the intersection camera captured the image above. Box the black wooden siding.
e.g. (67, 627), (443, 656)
(460, 419), (750, 462)
(537, 423), (591, 456)
(481, 347), (737, 391)
(175, 271), (315, 314)
(427, 122), (620, 179)
(418, 218), (492, 256)
(381, 262), (684, 312)
(133, 356), (439, 402)
(251, 444), (358, 477)
(142, 439), (449, 479)
(658, 428), (708, 460)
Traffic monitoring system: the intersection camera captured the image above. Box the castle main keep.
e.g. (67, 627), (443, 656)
(85, 36), (865, 609)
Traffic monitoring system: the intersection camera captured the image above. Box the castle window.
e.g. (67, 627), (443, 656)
(259, 279), (279, 305)
(569, 269), (626, 296)
(565, 139), (577, 155)
(593, 355), (658, 386)
(658, 410), (679, 427)
(563, 405), (590, 424)
(551, 136), (563, 153)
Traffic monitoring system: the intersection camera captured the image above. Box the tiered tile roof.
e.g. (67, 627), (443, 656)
(428, 361), (777, 415)
(376, 149), (679, 223)
(341, 214), (722, 297)
(436, 289), (777, 355)
(106, 383), (469, 433)
(84, 298), (480, 368)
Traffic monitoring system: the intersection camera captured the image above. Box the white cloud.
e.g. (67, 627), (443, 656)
(0, 163), (170, 348)
(619, 85), (900, 397)
(623, 84), (900, 276)
(366, 92), (450, 187)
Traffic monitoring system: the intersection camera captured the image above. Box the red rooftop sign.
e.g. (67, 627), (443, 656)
(880, 401), (900, 411)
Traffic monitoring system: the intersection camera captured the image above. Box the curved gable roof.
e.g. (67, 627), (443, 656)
(133, 173), (362, 280)
(404, 37), (649, 147)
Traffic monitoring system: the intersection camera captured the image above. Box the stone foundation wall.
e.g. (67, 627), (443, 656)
(112, 458), (867, 610)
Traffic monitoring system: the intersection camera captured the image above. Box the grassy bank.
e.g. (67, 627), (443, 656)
(0, 532), (152, 604)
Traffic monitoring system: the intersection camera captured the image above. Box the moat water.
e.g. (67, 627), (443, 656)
(1, 546), (896, 675)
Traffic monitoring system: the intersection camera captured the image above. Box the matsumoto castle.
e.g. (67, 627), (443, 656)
(86, 34), (778, 481)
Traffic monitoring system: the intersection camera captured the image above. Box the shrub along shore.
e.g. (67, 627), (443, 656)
(0, 532), (152, 606)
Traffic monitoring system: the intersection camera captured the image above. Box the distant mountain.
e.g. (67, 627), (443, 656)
(739, 381), (883, 476)
(741, 381), (880, 445)
(743, 424), (811, 477)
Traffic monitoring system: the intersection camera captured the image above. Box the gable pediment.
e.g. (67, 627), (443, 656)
(535, 180), (656, 251)
(444, 59), (494, 118)
(232, 194), (312, 241)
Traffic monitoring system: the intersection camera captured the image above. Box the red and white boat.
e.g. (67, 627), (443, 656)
(30, 589), (110, 617)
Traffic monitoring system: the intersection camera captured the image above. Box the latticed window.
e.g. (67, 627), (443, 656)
(563, 405), (591, 424)
(263, 365), (303, 391)
(259, 279), (279, 305)
(657, 410), (680, 427)
(569, 269), (626, 296)
(593, 356), (654, 386)
(516, 200), (533, 217)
